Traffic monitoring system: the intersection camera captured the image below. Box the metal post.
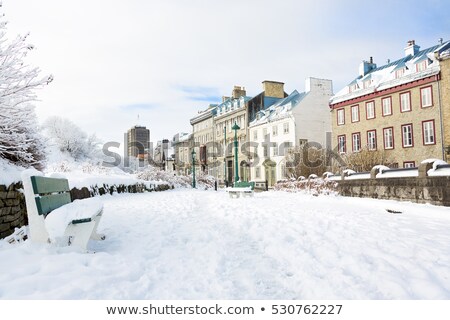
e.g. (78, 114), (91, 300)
(232, 122), (240, 184)
(192, 149), (196, 188)
(224, 125), (227, 185)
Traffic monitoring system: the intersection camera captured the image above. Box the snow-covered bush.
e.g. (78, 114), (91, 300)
(136, 166), (216, 189)
(273, 178), (338, 195)
(0, 10), (52, 168)
(42, 116), (101, 161)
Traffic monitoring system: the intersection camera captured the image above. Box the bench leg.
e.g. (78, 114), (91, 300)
(90, 212), (106, 241)
(64, 220), (97, 250)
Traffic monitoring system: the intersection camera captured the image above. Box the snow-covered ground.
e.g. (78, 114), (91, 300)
(1, 189), (450, 299)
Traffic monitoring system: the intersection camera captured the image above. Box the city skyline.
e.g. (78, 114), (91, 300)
(4, 0), (450, 146)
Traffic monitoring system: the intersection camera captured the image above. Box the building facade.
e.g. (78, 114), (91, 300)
(124, 125), (151, 161)
(172, 132), (192, 175)
(249, 78), (333, 186)
(330, 40), (450, 169)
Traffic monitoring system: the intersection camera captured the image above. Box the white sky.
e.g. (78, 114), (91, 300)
(4, 0), (450, 146)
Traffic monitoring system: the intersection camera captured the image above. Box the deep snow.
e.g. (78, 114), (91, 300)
(1, 189), (450, 299)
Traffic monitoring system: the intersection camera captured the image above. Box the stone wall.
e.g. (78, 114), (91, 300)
(337, 176), (450, 207)
(0, 182), (27, 239)
(0, 181), (172, 239)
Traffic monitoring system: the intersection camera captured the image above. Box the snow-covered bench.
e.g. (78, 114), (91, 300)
(22, 171), (105, 250)
(227, 181), (255, 198)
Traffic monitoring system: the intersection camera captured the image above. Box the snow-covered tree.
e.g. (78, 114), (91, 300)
(43, 116), (101, 160)
(0, 5), (52, 167)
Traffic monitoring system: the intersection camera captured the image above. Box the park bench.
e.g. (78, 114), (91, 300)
(227, 181), (255, 198)
(22, 172), (105, 250)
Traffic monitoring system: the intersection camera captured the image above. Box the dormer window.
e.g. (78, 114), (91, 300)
(349, 83), (359, 93)
(416, 60), (428, 72)
(395, 68), (405, 79)
(363, 79), (371, 89)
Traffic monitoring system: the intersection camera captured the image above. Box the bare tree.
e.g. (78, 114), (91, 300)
(337, 147), (393, 172)
(285, 143), (328, 179)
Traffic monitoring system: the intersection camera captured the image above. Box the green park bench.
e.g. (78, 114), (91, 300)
(22, 172), (105, 251)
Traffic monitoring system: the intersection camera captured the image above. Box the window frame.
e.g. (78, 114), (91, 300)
(401, 123), (414, 148)
(382, 96), (392, 116)
(420, 86), (433, 108)
(352, 132), (361, 152)
(366, 100), (375, 120)
(351, 105), (360, 123)
(367, 130), (377, 151)
(337, 135), (346, 153)
(422, 120), (436, 145)
(383, 127), (394, 150)
(403, 161), (416, 168)
(399, 91), (412, 113)
(337, 108), (345, 126)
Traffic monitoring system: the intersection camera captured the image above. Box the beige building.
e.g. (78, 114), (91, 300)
(330, 40), (450, 169)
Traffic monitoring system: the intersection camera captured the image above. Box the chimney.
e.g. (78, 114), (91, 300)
(404, 40), (420, 57)
(222, 96), (230, 102)
(231, 85), (246, 99)
(262, 80), (285, 98)
(359, 57), (377, 77)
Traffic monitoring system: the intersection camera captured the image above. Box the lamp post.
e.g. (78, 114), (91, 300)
(232, 122), (240, 185)
(191, 149), (196, 188)
(223, 125), (227, 185)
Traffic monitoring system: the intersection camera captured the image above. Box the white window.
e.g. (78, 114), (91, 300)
(383, 127), (394, 149)
(352, 133), (361, 152)
(423, 120), (435, 145)
(367, 130), (377, 150)
(416, 60), (427, 72)
(283, 122), (289, 134)
(382, 97), (392, 116)
(363, 80), (371, 89)
(337, 108), (345, 125)
(366, 101), (375, 119)
(338, 135), (346, 153)
(400, 92), (411, 112)
(263, 145), (268, 157)
(273, 143), (278, 156)
(395, 68), (405, 79)
(421, 86), (433, 108)
(272, 125), (278, 136)
(404, 162), (415, 168)
(402, 124), (413, 147)
(351, 105), (359, 122)
(253, 130), (258, 141)
(255, 166), (260, 178)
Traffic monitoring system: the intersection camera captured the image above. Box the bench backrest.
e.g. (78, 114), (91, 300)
(233, 181), (255, 190)
(30, 176), (72, 216)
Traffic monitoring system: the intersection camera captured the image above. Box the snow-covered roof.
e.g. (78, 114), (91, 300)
(249, 90), (307, 127)
(215, 95), (251, 117)
(330, 40), (450, 105)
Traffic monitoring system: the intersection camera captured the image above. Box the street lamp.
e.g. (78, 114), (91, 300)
(191, 149), (196, 188)
(232, 122), (240, 185)
(223, 125), (227, 186)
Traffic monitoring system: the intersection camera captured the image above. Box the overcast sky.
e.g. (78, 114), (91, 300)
(4, 0), (450, 146)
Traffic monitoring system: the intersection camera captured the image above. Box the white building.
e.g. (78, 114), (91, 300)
(248, 77), (333, 186)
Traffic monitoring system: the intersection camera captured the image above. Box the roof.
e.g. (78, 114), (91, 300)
(330, 40), (450, 105)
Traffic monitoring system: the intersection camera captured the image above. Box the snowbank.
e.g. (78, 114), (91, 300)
(0, 159), (25, 185)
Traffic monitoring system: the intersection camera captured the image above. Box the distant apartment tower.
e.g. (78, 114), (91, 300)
(124, 125), (150, 160)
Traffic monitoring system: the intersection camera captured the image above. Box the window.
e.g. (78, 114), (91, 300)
(283, 122), (289, 134)
(299, 139), (308, 146)
(363, 80), (371, 89)
(382, 97), (392, 116)
(401, 124), (413, 148)
(404, 161), (415, 168)
(383, 127), (394, 149)
(351, 105), (359, 122)
(422, 120), (436, 145)
(395, 68), (405, 79)
(337, 108), (345, 125)
(255, 166), (260, 178)
(352, 133), (361, 152)
(420, 86), (433, 108)
(338, 135), (346, 153)
(416, 60), (428, 72)
(366, 101), (375, 119)
(400, 92), (411, 112)
(273, 143), (278, 156)
(253, 130), (258, 141)
(263, 145), (268, 157)
(367, 130), (377, 150)
(272, 125), (278, 136)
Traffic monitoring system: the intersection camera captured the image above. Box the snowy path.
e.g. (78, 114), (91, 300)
(1, 189), (450, 299)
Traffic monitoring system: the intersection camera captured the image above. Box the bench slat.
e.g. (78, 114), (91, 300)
(31, 176), (70, 194)
(35, 193), (72, 215)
